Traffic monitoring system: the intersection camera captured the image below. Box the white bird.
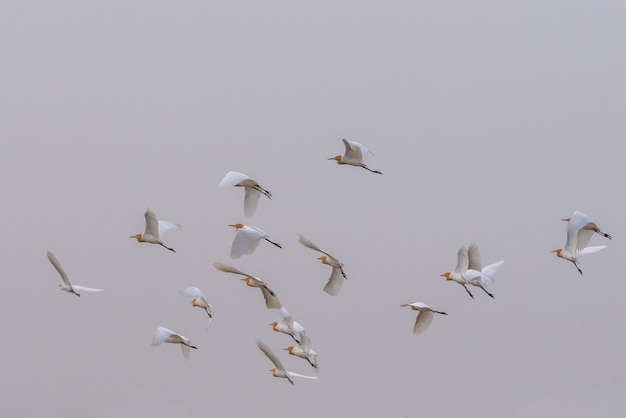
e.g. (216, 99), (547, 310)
(269, 307), (305, 343)
(255, 338), (318, 385)
(130, 207), (181, 252)
(328, 138), (382, 174)
(213, 262), (282, 309)
(553, 211), (610, 275)
(400, 302), (447, 335)
(218, 171), (272, 217)
(298, 234), (347, 296)
(440, 246), (475, 298)
(180, 287), (214, 323)
(47, 251), (104, 297)
(228, 223), (281, 259)
(464, 243), (504, 299)
(284, 332), (318, 371)
(151, 326), (197, 360)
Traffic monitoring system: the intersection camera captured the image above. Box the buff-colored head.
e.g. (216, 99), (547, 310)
(328, 155), (342, 163)
(269, 322), (279, 329)
(130, 233), (143, 242)
(240, 277), (253, 286)
(317, 256), (329, 265)
(440, 272), (451, 281)
(228, 223), (244, 230)
(283, 347), (295, 354)
(551, 249), (562, 258)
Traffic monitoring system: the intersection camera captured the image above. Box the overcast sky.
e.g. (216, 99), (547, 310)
(2, 1), (625, 417)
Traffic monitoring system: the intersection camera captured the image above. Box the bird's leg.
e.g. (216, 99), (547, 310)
(265, 238), (282, 249)
(435, 311), (448, 315)
(254, 186), (272, 199)
(307, 358), (317, 369)
(159, 242), (176, 252)
(362, 166), (383, 175)
(340, 267), (347, 279)
(463, 285), (474, 299)
(184, 342), (198, 350)
(479, 285), (494, 298)
(573, 261), (583, 275)
(287, 376), (294, 385)
(73, 291), (81, 297)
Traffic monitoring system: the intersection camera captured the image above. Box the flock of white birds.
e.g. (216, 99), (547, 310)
(46, 138), (613, 386)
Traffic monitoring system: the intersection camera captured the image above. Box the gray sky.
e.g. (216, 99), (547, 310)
(2, 1), (625, 417)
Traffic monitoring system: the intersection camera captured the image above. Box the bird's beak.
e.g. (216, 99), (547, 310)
(561, 218), (571, 222)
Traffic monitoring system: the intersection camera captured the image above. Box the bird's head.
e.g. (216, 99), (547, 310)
(130, 233), (142, 241)
(561, 217), (571, 222)
(228, 223), (244, 230)
(240, 277), (252, 286)
(270, 368), (278, 375)
(269, 322), (278, 329)
(328, 155), (342, 163)
(440, 272), (452, 281)
(317, 255), (329, 265)
(551, 249), (562, 258)
(283, 347), (295, 354)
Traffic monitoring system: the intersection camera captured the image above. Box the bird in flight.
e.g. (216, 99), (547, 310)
(130, 207), (181, 252)
(328, 138), (382, 174)
(400, 302), (447, 335)
(218, 171), (272, 217)
(47, 251), (104, 297)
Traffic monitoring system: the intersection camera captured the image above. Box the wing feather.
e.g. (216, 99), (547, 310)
(256, 338), (286, 372)
(47, 251), (72, 286)
(413, 310), (434, 335)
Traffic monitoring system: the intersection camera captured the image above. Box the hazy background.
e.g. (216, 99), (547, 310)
(2, 1), (625, 417)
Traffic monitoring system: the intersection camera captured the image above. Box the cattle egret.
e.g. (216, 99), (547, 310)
(269, 307), (305, 343)
(218, 171), (272, 217)
(255, 338), (318, 385)
(553, 211), (609, 274)
(130, 207), (181, 252)
(440, 246), (474, 298)
(298, 234), (347, 296)
(213, 262), (282, 309)
(228, 223), (281, 259)
(180, 287), (214, 323)
(47, 251), (104, 297)
(328, 138), (382, 174)
(465, 243), (504, 299)
(284, 332), (318, 371)
(400, 302), (447, 335)
(152, 326), (197, 360)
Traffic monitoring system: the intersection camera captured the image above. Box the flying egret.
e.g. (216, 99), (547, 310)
(298, 234), (347, 296)
(400, 302), (447, 335)
(328, 138), (382, 174)
(284, 332), (318, 371)
(151, 326), (197, 361)
(553, 212), (609, 274)
(180, 287), (214, 323)
(269, 307), (305, 343)
(440, 246), (474, 298)
(213, 262), (282, 309)
(465, 243), (504, 299)
(130, 207), (181, 252)
(218, 171), (272, 217)
(47, 251), (104, 297)
(228, 223), (281, 259)
(255, 338), (318, 385)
